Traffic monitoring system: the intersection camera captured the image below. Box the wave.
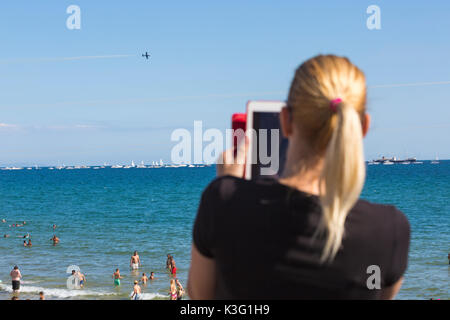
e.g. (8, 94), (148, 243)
(0, 283), (169, 300)
(140, 292), (168, 300)
(0, 283), (117, 299)
(20, 280), (40, 285)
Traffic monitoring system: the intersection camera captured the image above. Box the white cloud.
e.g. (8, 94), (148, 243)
(0, 123), (18, 129)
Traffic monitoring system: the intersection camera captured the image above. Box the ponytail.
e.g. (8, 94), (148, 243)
(287, 54), (368, 263)
(318, 102), (366, 263)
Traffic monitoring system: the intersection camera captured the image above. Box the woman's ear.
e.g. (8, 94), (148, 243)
(280, 106), (293, 138)
(362, 113), (371, 138)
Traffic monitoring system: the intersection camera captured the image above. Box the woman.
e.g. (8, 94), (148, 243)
(170, 258), (177, 277)
(176, 279), (185, 300)
(188, 55), (410, 299)
(169, 279), (178, 300)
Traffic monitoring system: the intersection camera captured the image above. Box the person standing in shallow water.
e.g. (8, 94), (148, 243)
(77, 271), (86, 288)
(141, 273), (148, 285)
(131, 280), (142, 300)
(169, 279), (178, 300)
(113, 268), (122, 286)
(130, 251), (141, 270)
(171, 258), (177, 277)
(166, 254), (172, 271)
(10, 266), (22, 293)
(176, 279), (185, 300)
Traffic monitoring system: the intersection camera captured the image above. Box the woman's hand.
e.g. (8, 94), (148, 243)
(216, 137), (247, 178)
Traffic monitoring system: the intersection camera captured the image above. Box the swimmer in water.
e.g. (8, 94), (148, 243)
(1, 219), (6, 223)
(23, 240), (27, 247)
(131, 280), (142, 300)
(4, 234), (9, 238)
(130, 251), (141, 270)
(39, 291), (45, 300)
(149, 272), (155, 280)
(113, 268), (122, 286)
(53, 224), (57, 230)
(141, 273), (148, 284)
(27, 239), (32, 247)
(50, 235), (59, 245)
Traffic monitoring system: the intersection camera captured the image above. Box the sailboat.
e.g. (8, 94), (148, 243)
(124, 161), (135, 169)
(431, 155), (439, 164)
(137, 161), (146, 168)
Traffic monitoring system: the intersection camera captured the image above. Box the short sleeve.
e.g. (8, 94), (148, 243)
(192, 180), (220, 258)
(385, 207), (411, 286)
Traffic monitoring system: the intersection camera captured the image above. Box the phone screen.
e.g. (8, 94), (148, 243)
(251, 111), (288, 179)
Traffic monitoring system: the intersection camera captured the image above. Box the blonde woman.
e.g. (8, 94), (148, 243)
(169, 279), (178, 300)
(188, 55), (410, 299)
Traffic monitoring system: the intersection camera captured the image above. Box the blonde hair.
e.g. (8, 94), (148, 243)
(288, 55), (367, 263)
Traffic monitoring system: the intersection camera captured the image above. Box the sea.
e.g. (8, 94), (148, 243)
(0, 161), (448, 300)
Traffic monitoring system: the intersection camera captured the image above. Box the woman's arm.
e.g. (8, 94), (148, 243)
(379, 278), (403, 300)
(187, 244), (216, 300)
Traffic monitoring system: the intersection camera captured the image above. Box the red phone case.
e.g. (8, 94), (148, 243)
(232, 113), (246, 132)
(231, 113), (246, 150)
(231, 113), (247, 178)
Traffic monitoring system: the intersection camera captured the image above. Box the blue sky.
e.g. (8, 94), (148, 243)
(0, 0), (449, 166)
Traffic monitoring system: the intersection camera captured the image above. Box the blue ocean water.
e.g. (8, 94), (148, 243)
(0, 162), (448, 300)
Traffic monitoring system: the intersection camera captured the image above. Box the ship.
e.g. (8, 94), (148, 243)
(371, 156), (417, 164)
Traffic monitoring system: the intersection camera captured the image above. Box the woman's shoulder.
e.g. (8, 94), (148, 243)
(203, 175), (286, 203)
(352, 199), (410, 234)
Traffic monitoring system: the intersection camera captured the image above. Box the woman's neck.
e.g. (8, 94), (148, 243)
(279, 139), (324, 196)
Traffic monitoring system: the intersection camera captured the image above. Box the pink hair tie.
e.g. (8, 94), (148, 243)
(329, 98), (342, 112)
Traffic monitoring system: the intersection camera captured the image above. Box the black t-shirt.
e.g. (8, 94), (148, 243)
(193, 176), (410, 299)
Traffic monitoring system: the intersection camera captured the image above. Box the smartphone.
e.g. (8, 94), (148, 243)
(244, 101), (288, 180)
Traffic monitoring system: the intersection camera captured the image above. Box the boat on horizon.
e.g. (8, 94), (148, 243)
(372, 156), (417, 164)
(137, 161), (146, 168)
(431, 155), (439, 164)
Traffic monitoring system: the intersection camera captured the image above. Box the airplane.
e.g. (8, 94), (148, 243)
(142, 52), (150, 59)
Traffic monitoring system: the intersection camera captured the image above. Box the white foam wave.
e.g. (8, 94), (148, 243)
(140, 292), (168, 300)
(20, 280), (40, 284)
(0, 283), (117, 299)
